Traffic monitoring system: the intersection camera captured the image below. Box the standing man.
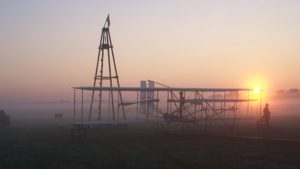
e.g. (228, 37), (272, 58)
(263, 103), (271, 127)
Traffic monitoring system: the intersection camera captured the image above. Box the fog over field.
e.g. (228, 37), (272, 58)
(2, 96), (299, 121)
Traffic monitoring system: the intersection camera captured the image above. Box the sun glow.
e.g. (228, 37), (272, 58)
(244, 76), (268, 100)
(245, 76), (268, 92)
(253, 87), (261, 94)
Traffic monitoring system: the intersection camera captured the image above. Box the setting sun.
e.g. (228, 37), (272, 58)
(244, 76), (268, 96)
(253, 87), (261, 94)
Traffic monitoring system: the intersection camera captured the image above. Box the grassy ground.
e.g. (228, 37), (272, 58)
(0, 118), (300, 169)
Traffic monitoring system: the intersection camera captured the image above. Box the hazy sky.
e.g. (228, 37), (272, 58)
(1, 0), (300, 103)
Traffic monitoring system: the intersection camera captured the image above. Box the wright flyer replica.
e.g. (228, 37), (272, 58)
(72, 16), (263, 134)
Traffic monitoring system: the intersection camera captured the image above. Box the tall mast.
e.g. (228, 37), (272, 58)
(88, 15), (126, 121)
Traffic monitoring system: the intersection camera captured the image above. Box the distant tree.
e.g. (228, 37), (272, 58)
(288, 88), (299, 94)
(276, 89), (285, 94)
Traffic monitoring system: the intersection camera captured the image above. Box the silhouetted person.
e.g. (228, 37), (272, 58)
(263, 103), (271, 126)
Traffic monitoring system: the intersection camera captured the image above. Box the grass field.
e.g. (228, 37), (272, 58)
(0, 117), (300, 169)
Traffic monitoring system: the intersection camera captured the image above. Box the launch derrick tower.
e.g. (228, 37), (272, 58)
(89, 15), (126, 121)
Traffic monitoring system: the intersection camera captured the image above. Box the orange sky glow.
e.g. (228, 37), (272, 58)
(1, 0), (300, 103)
